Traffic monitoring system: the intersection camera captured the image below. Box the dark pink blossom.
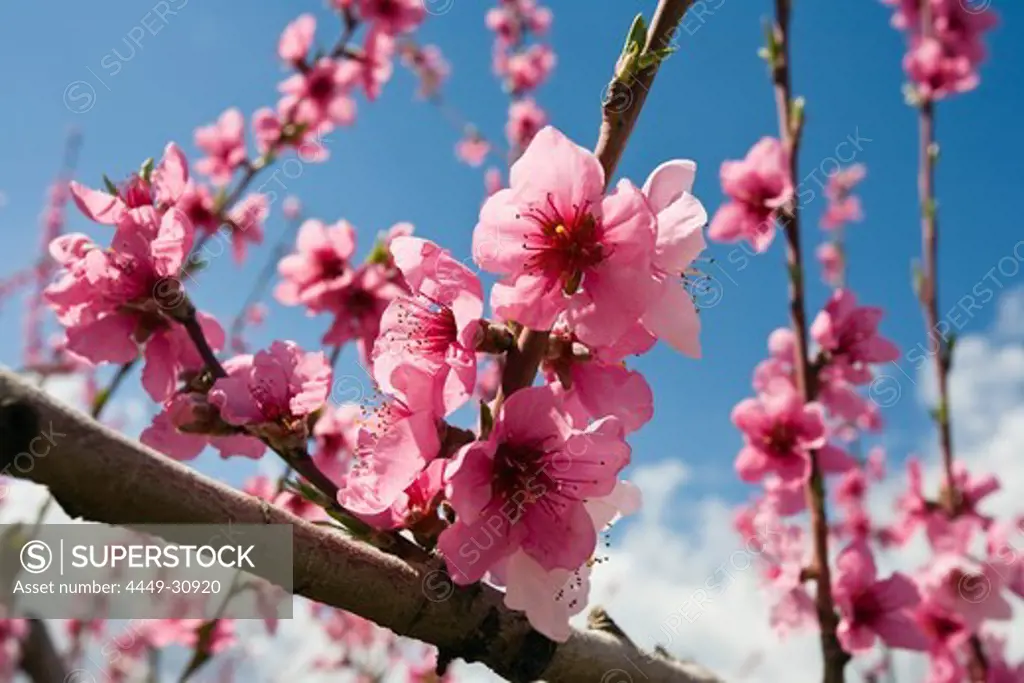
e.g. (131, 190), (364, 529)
(708, 137), (793, 253)
(832, 540), (928, 652)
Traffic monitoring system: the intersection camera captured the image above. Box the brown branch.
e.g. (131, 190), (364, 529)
(0, 366), (723, 683)
(769, 1), (846, 681)
(495, 0), (695, 410)
(19, 619), (68, 683)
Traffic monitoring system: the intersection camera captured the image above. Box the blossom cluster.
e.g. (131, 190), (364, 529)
(716, 133), (1022, 678)
(883, 0), (997, 100)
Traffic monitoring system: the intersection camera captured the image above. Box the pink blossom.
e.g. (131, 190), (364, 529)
(275, 218), (357, 310)
(322, 263), (407, 363)
(176, 182), (220, 234)
(816, 242), (844, 286)
(918, 553), (1013, 629)
(472, 126), (657, 347)
(312, 403), (360, 483)
(911, 597), (970, 656)
(372, 237), (483, 416)
(503, 44), (556, 93)
(279, 14), (316, 64)
(438, 385), (630, 583)
(811, 289), (900, 385)
(69, 143), (189, 225)
(278, 58), (360, 130)
(140, 312), (226, 401)
(45, 207), (194, 368)
(337, 366), (442, 520)
(351, 458), (446, 530)
(734, 381), (853, 482)
(820, 164), (865, 231)
(832, 540), (928, 652)
(194, 108), (247, 186)
(225, 193), (267, 264)
(986, 518), (1024, 599)
(500, 549), (590, 642)
(708, 137), (793, 253)
(506, 98), (547, 150)
(544, 322), (655, 434)
(639, 159), (708, 357)
(357, 0), (426, 35)
(282, 196), (302, 221)
(209, 341), (331, 445)
(361, 26), (395, 101)
(456, 133), (491, 167)
(763, 475), (807, 516)
(141, 393), (266, 461)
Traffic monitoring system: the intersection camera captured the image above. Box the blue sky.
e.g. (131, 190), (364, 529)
(1, 1), (1021, 522)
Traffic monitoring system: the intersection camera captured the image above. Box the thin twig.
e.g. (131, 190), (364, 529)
(769, 1), (846, 680)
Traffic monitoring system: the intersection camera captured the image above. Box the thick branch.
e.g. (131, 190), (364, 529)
(19, 620), (68, 683)
(0, 366), (722, 683)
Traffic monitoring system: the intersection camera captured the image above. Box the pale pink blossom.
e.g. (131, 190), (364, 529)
(312, 403), (360, 483)
(817, 242), (844, 286)
(832, 540), (928, 652)
(918, 553), (1013, 629)
(456, 133), (491, 167)
(472, 126), (657, 347)
(361, 26), (395, 101)
(639, 159), (708, 357)
(820, 164), (865, 231)
(194, 108), (247, 186)
(282, 195), (302, 221)
(226, 192), (268, 263)
(438, 385), (630, 583)
(506, 98), (547, 150)
(708, 137), (793, 253)
(337, 366), (442, 520)
(372, 236), (483, 416)
(279, 14), (316, 64)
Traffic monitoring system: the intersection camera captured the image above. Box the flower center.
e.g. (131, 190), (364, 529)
(521, 195), (605, 294)
(308, 69), (335, 101)
(492, 442), (554, 514)
(384, 297), (458, 359)
(764, 422), (798, 458)
(316, 249), (348, 280)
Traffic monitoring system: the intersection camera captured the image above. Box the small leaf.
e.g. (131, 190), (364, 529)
(102, 174), (119, 195)
(479, 400), (494, 439)
(139, 157), (155, 183)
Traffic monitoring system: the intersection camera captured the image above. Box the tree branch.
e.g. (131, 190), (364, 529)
(0, 366), (722, 683)
(769, 1), (846, 680)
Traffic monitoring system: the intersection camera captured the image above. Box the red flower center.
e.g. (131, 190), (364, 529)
(521, 194), (605, 294)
